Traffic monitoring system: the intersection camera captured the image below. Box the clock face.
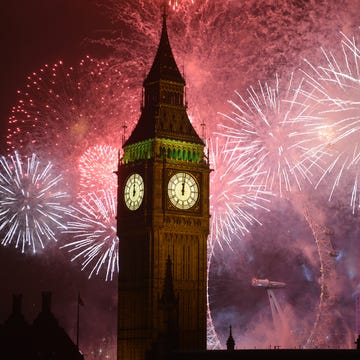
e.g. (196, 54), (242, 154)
(124, 173), (144, 211)
(168, 172), (199, 210)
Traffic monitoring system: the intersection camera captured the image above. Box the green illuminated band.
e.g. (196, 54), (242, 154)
(123, 138), (204, 164)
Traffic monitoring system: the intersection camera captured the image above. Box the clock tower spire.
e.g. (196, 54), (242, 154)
(123, 6), (203, 150)
(117, 7), (210, 360)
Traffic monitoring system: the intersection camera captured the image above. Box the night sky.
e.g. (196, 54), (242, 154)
(0, 0), (108, 149)
(0, 1), (117, 358)
(1, 1), (360, 359)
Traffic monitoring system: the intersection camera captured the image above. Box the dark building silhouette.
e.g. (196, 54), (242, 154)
(0, 292), (84, 360)
(0, 293), (32, 359)
(116, 4), (360, 360)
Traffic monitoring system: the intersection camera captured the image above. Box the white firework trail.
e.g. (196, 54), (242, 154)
(0, 151), (69, 253)
(208, 136), (272, 250)
(61, 189), (119, 281)
(301, 31), (360, 213)
(217, 73), (317, 199)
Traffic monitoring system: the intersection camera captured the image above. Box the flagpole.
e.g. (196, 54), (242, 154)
(76, 292), (80, 349)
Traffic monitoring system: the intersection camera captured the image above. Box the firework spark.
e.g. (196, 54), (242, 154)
(206, 135), (272, 348)
(79, 145), (119, 195)
(60, 190), (118, 281)
(4, 1), (359, 354)
(167, 0), (194, 11)
(208, 137), (272, 250)
(301, 31), (360, 213)
(0, 151), (69, 253)
(93, 0), (360, 141)
(217, 74), (317, 198)
(88, 2), (360, 350)
(6, 57), (125, 170)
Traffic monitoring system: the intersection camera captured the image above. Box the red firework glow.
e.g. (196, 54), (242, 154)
(3, 1), (360, 358)
(79, 145), (118, 195)
(6, 57), (127, 169)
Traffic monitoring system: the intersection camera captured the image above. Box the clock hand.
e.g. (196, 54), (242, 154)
(133, 183), (136, 197)
(181, 182), (185, 195)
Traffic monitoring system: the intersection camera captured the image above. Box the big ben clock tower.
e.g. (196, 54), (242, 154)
(116, 6), (210, 360)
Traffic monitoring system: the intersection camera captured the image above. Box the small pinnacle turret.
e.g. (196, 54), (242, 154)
(226, 325), (235, 351)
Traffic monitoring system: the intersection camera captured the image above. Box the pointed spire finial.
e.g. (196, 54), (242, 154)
(162, 0), (168, 19)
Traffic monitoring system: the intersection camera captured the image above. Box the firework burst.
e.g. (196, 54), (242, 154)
(93, 0), (360, 142)
(6, 57), (125, 172)
(208, 137), (272, 251)
(301, 31), (360, 213)
(60, 190), (118, 281)
(217, 74), (318, 198)
(79, 144), (119, 195)
(0, 151), (69, 253)
(90, 0), (245, 137)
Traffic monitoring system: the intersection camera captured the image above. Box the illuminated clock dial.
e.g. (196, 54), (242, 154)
(124, 173), (144, 211)
(168, 172), (199, 210)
